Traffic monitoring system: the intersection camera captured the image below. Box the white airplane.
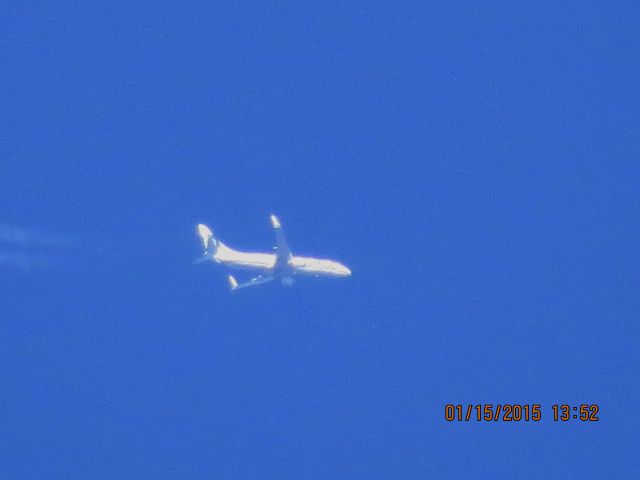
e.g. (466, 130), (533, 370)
(195, 215), (351, 290)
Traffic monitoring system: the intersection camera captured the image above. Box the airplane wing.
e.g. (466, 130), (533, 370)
(228, 274), (274, 291)
(270, 214), (292, 266)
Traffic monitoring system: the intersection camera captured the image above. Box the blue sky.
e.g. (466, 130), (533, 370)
(1, 2), (638, 478)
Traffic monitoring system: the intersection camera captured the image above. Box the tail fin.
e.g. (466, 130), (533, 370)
(195, 224), (218, 262)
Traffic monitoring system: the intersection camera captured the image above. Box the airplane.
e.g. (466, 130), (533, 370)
(195, 214), (351, 290)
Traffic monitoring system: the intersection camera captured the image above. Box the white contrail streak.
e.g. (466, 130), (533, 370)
(0, 224), (76, 271)
(0, 224), (74, 246)
(0, 252), (63, 270)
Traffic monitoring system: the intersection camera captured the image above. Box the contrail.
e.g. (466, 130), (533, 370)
(0, 251), (64, 270)
(0, 224), (76, 271)
(0, 224), (74, 247)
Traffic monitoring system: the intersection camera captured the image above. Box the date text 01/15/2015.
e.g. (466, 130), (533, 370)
(444, 404), (599, 422)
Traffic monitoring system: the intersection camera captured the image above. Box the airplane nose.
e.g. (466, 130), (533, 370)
(341, 265), (352, 277)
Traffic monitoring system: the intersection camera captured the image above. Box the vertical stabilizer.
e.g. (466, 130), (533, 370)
(196, 224), (219, 261)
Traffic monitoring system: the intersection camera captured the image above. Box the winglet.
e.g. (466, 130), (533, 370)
(228, 275), (239, 291)
(270, 214), (281, 229)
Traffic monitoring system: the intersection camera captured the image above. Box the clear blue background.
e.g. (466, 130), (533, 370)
(1, 2), (638, 478)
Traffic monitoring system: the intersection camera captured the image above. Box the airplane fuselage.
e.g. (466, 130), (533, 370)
(196, 216), (351, 290)
(214, 243), (351, 277)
